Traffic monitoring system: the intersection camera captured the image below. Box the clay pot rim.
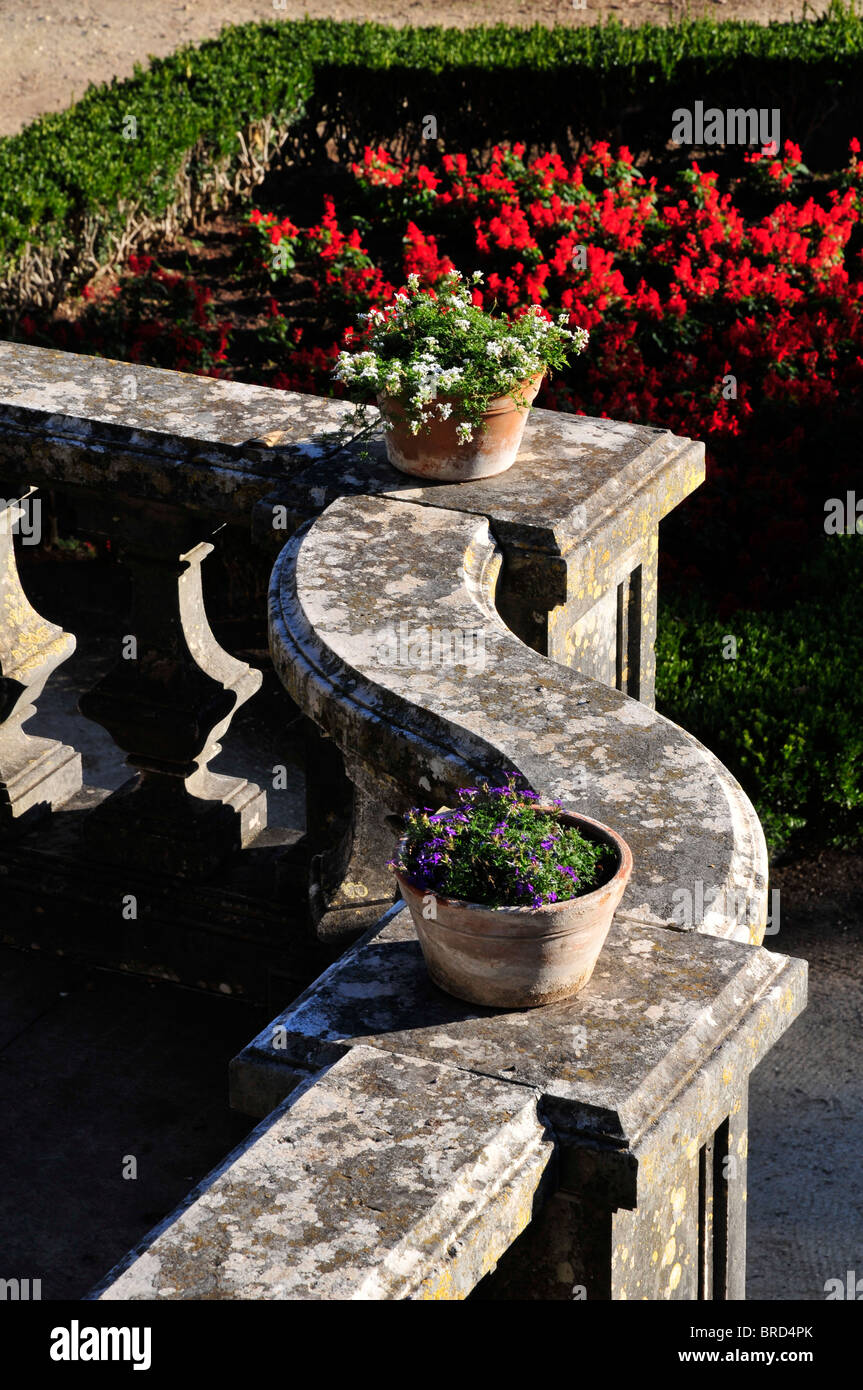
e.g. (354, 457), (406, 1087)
(376, 369), (544, 421)
(393, 805), (633, 923)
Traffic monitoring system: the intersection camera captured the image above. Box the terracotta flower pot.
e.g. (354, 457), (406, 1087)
(393, 808), (633, 1009)
(377, 372), (544, 482)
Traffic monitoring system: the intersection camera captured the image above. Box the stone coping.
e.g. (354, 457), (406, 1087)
(0, 344), (701, 579)
(92, 1044), (554, 1301)
(269, 493), (768, 940)
(91, 901), (806, 1301)
(90, 902), (805, 1300)
(230, 905), (808, 1152)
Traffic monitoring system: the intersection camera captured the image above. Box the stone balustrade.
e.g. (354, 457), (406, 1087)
(95, 904), (806, 1301)
(0, 340), (805, 1299)
(0, 342), (358, 998)
(268, 491), (767, 944)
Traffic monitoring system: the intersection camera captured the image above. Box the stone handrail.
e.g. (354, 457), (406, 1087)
(269, 492), (767, 942)
(94, 1038), (556, 1301)
(96, 900), (806, 1300)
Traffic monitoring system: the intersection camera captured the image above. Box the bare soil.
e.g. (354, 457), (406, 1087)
(0, 0), (831, 140)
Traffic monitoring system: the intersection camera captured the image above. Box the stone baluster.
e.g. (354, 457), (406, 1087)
(0, 489), (82, 830)
(78, 508), (266, 877)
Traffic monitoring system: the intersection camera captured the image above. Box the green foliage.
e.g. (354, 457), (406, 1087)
(393, 781), (615, 909)
(655, 535), (863, 855)
(3, 6), (863, 306)
(0, 23), (315, 288)
(245, 211), (301, 280)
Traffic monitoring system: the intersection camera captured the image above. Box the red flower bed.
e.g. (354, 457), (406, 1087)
(257, 138), (863, 609)
(18, 253), (231, 377)
(15, 137), (863, 608)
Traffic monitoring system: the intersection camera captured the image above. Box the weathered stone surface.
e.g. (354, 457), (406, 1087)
(0, 343), (701, 705)
(0, 345), (706, 911)
(274, 405), (698, 556)
(259, 407), (701, 704)
(93, 1045), (554, 1301)
(1, 346), (706, 945)
(269, 494), (768, 941)
(0, 341), (354, 517)
(228, 905), (805, 1300)
(230, 905), (807, 1139)
(99, 902), (804, 1301)
(0, 346), (802, 1303)
(0, 342), (698, 531)
(257, 404), (702, 704)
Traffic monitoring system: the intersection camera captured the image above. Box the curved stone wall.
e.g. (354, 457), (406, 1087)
(270, 492), (768, 943)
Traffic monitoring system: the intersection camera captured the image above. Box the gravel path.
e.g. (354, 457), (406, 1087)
(747, 851), (863, 1300)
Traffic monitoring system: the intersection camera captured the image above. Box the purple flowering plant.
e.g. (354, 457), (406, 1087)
(391, 779), (614, 910)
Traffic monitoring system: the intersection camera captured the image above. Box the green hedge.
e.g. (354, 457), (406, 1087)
(3, 4), (863, 314)
(0, 23), (317, 311)
(655, 536), (863, 857)
(0, 32), (308, 246)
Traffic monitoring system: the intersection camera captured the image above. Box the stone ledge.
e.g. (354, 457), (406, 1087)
(0, 344), (700, 555)
(229, 904), (808, 1152)
(91, 1044), (554, 1302)
(269, 493), (768, 940)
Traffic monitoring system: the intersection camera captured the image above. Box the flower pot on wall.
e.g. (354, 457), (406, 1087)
(377, 371), (543, 482)
(393, 808), (633, 1008)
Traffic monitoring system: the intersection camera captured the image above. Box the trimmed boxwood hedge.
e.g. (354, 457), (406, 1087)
(3, 5), (863, 316)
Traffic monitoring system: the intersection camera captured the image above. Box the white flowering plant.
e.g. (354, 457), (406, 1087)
(332, 270), (588, 443)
